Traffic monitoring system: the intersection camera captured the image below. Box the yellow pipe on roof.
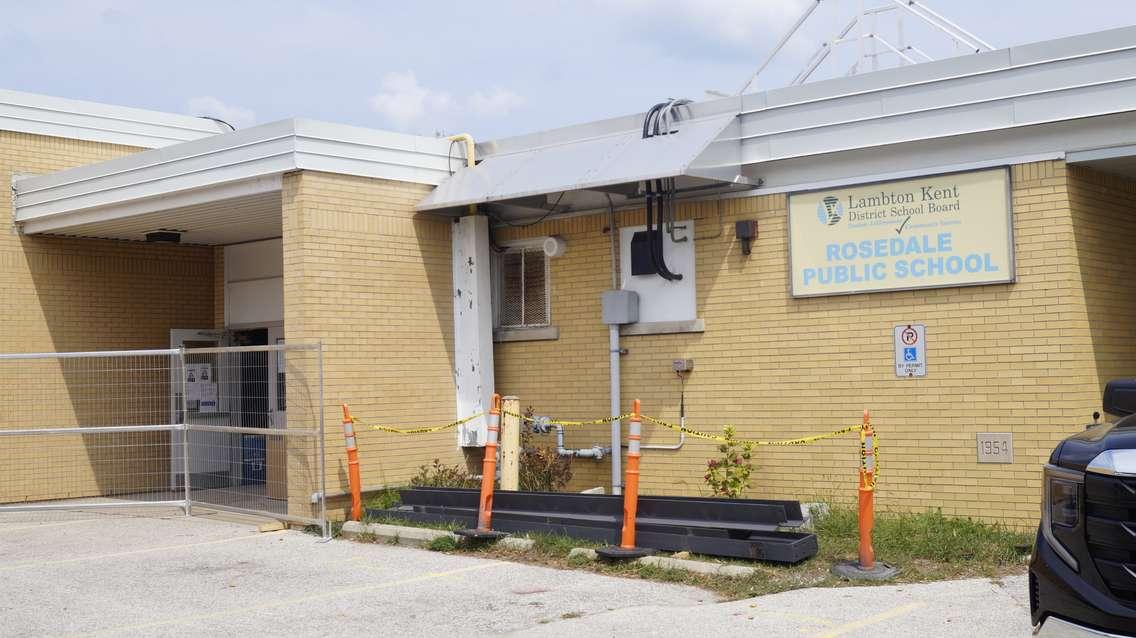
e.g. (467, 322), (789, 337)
(448, 133), (477, 216)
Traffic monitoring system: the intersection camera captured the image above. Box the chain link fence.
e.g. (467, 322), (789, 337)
(0, 344), (326, 536)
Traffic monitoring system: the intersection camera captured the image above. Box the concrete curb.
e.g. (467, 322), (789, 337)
(639, 555), (756, 578)
(341, 521), (457, 548)
(569, 548), (598, 560)
(498, 536), (535, 550)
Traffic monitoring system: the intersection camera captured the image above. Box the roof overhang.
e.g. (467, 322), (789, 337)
(13, 118), (458, 244)
(0, 88), (226, 148)
(417, 109), (754, 216)
(421, 26), (1136, 221)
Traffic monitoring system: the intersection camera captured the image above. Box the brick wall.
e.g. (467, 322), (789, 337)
(492, 160), (1132, 529)
(0, 130), (216, 503)
(282, 170), (461, 510)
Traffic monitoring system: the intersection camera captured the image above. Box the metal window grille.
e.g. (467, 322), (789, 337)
(496, 246), (550, 329)
(0, 344), (327, 537)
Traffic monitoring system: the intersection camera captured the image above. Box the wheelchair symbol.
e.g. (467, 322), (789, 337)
(903, 347), (918, 362)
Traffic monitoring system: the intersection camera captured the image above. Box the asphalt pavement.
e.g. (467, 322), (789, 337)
(0, 510), (1032, 637)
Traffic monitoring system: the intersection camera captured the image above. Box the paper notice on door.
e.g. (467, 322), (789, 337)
(186, 382), (202, 402)
(199, 383), (218, 413)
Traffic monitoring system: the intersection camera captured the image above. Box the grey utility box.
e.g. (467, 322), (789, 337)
(602, 289), (639, 325)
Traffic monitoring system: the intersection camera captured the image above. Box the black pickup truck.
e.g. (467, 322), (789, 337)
(1030, 379), (1136, 636)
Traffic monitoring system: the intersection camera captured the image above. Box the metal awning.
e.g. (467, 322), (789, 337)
(417, 112), (752, 214)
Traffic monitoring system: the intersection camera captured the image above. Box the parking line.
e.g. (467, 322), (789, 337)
(78, 561), (504, 636)
(811, 602), (926, 638)
(0, 532), (283, 572)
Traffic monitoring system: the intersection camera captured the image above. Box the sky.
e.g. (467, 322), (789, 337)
(2, 1), (1134, 141)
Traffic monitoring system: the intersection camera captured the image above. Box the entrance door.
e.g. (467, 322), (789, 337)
(169, 329), (230, 490)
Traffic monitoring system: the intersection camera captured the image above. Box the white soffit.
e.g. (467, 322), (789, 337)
(13, 118), (456, 242)
(0, 88), (226, 148)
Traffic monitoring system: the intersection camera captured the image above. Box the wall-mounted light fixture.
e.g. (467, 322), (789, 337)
(734, 220), (757, 255)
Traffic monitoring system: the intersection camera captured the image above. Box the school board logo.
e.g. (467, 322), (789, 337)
(816, 196), (843, 226)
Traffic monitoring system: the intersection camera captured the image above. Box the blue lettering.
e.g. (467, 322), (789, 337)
(946, 256), (963, 274)
(927, 256), (944, 277)
(803, 268), (816, 285)
(871, 262), (887, 280)
(938, 232), (953, 252)
(964, 254), (982, 273)
(826, 244), (839, 262)
(984, 253), (998, 272)
(895, 260), (909, 278)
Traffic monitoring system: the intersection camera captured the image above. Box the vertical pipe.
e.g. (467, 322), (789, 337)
(319, 345), (329, 540)
(341, 404), (362, 522)
(858, 409), (876, 569)
(619, 399), (642, 549)
(608, 198), (622, 495)
(609, 325), (622, 495)
(477, 394), (502, 531)
(179, 346), (191, 517)
(500, 396), (520, 490)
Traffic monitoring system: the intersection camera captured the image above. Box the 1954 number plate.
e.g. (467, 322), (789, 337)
(976, 432), (1013, 464)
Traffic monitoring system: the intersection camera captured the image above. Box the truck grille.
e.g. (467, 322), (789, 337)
(1085, 473), (1136, 607)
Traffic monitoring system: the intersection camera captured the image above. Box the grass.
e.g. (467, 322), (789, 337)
(340, 503), (1033, 600)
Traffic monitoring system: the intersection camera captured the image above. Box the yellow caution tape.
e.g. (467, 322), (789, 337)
(501, 410), (632, 427)
(352, 412), (485, 435)
(640, 415), (860, 447)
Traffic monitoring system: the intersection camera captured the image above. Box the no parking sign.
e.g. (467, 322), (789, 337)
(894, 324), (926, 377)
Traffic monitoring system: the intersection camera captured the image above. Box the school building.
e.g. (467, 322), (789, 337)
(3, 27), (1136, 529)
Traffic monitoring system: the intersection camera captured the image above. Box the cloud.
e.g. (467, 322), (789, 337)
(368, 71), (453, 129)
(468, 87), (527, 117)
(369, 72), (527, 131)
(186, 96), (256, 129)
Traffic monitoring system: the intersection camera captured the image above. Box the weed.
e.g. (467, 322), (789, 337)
(560, 611), (585, 620)
(704, 425), (755, 498)
(428, 535), (459, 552)
(411, 459), (480, 489)
(367, 487), (402, 511)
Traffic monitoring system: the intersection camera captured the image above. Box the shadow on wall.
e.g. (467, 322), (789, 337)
(7, 234), (215, 502)
(1068, 165), (1136, 403)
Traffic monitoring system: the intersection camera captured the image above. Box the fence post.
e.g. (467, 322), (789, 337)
(597, 399), (653, 560)
(500, 396), (521, 490)
(456, 393), (508, 541)
(179, 346), (191, 517)
(341, 404), (362, 522)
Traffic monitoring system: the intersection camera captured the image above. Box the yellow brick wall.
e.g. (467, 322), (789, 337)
(0, 130), (216, 503)
(492, 160), (1129, 530)
(1068, 165), (1136, 387)
(281, 170), (461, 509)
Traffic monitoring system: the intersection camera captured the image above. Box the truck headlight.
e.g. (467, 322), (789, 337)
(1042, 464), (1083, 570)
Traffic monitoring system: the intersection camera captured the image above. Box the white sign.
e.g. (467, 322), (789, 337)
(788, 168), (1013, 297)
(894, 324), (926, 377)
(199, 383), (218, 413)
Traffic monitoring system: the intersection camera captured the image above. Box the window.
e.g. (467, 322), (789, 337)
(493, 242), (550, 329)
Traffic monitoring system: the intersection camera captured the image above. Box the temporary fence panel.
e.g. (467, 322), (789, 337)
(0, 344), (326, 536)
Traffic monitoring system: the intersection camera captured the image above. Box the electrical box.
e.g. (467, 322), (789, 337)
(672, 359), (694, 372)
(629, 231), (656, 276)
(601, 289), (639, 325)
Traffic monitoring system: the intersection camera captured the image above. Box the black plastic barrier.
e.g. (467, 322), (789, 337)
(368, 487), (818, 564)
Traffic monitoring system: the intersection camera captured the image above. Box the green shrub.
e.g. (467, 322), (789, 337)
(410, 459), (480, 489)
(703, 426), (755, 498)
(519, 406), (573, 492)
